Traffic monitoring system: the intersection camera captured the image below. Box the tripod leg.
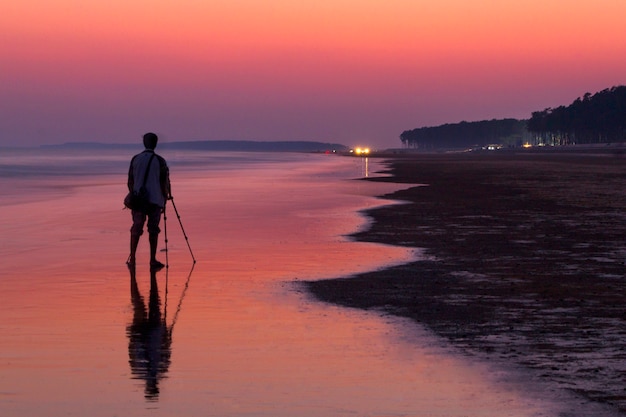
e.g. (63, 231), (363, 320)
(163, 204), (169, 268)
(170, 198), (196, 264)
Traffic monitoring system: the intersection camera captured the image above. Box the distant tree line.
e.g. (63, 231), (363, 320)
(400, 85), (626, 149)
(527, 86), (626, 145)
(400, 119), (530, 149)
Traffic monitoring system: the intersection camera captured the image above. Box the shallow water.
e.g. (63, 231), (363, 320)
(0, 150), (572, 416)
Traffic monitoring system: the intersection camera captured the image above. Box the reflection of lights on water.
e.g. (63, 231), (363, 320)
(347, 146), (370, 176)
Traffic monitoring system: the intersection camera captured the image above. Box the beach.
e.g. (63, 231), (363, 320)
(305, 149), (626, 414)
(2, 149), (597, 417)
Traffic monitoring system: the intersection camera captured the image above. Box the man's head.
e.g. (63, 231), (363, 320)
(143, 132), (158, 150)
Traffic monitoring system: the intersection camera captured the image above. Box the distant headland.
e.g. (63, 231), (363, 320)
(37, 140), (349, 153)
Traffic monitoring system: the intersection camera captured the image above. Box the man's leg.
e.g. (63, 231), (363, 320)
(147, 206), (164, 269)
(129, 210), (146, 266)
(129, 234), (140, 264)
(149, 233), (159, 265)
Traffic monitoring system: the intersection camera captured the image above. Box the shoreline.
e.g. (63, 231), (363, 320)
(304, 151), (626, 413)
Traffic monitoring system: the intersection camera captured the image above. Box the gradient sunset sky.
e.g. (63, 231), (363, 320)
(2, 1), (625, 148)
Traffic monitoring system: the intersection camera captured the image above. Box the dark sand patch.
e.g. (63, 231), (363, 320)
(304, 150), (626, 413)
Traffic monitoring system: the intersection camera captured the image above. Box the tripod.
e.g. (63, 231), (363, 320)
(163, 197), (197, 267)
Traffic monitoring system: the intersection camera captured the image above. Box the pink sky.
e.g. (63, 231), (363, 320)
(2, 0), (625, 149)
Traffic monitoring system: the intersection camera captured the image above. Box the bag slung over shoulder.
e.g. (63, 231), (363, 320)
(124, 153), (155, 212)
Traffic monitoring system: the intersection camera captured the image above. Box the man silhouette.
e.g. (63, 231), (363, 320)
(127, 132), (171, 269)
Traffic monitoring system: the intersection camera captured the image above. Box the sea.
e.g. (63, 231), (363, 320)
(0, 147), (604, 416)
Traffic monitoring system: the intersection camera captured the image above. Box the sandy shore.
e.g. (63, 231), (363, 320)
(305, 149), (626, 413)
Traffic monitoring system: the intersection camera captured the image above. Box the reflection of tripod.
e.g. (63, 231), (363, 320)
(164, 262), (195, 336)
(163, 197), (196, 268)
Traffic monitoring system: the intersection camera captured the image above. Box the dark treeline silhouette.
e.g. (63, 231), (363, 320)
(400, 119), (530, 149)
(400, 85), (626, 149)
(527, 85), (626, 145)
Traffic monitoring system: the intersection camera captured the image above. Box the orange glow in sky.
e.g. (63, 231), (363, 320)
(2, 0), (625, 147)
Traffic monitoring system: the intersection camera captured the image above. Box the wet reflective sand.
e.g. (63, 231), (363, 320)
(1, 152), (568, 416)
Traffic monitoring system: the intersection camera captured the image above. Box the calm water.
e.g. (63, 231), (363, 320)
(0, 149), (590, 416)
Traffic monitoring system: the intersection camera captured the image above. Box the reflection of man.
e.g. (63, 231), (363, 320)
(127, 265), (172, 401)
(127, 132), (171, 269)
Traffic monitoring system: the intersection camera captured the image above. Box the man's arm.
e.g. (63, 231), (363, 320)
(127, 157), (135, 191)
(158, 156), (171, 199)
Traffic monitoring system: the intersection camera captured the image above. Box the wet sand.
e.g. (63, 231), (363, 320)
(305, 149), (626, 414)
(3, 151), (581, 417)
